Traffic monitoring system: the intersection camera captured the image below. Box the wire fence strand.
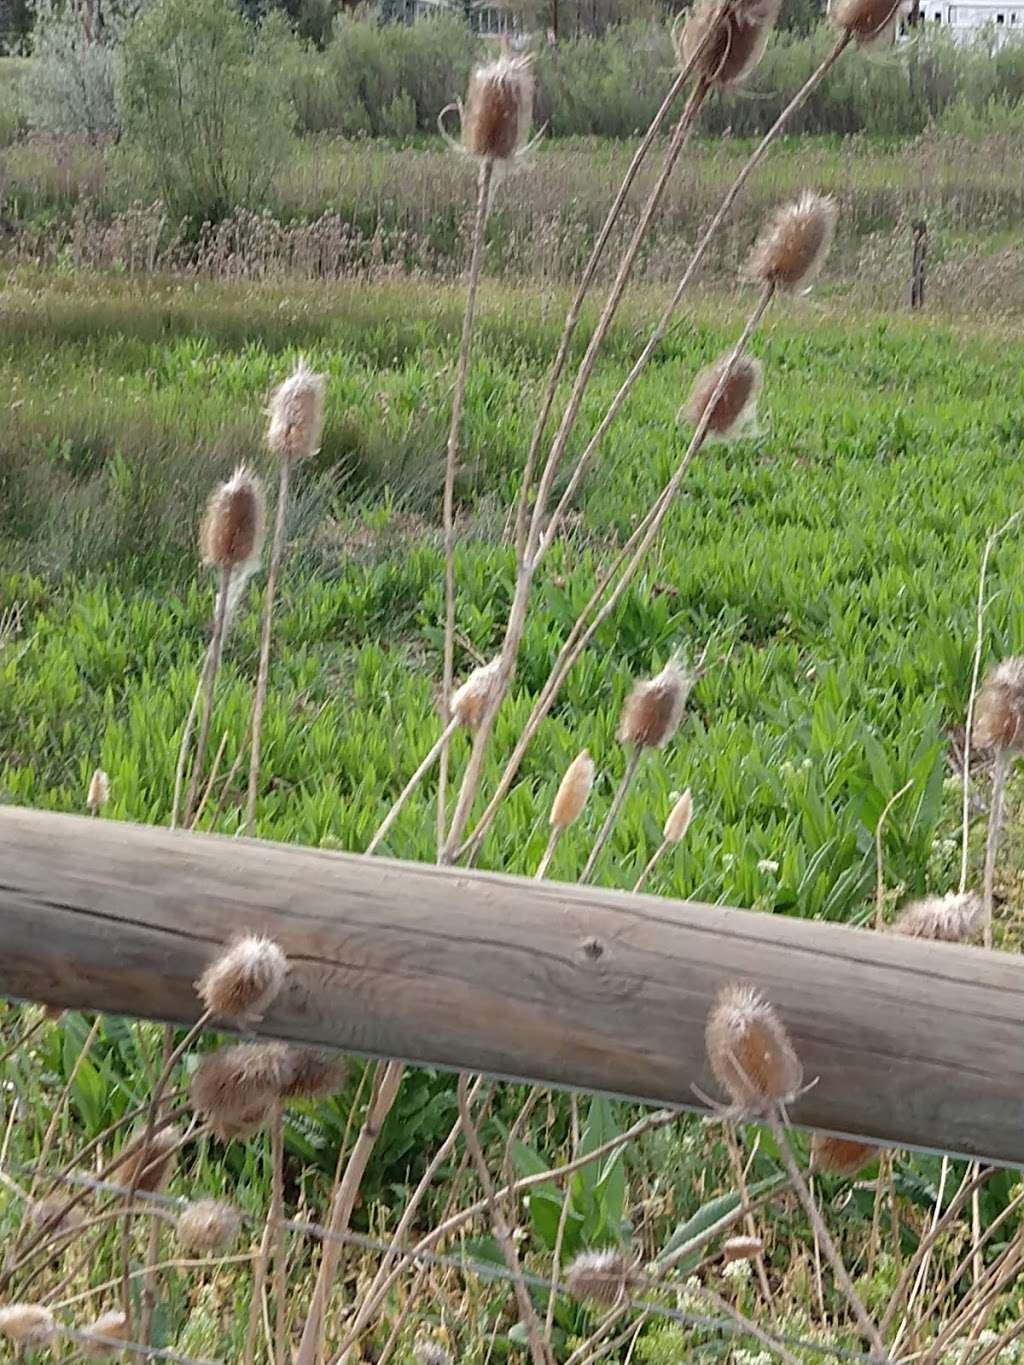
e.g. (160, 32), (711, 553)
(4, 1159), (883, 1365)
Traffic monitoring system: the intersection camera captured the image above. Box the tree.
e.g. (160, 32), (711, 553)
(117, 0), (296, 222)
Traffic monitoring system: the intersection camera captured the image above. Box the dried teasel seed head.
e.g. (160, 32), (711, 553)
(550, 749), (595, 830)
(462, 55), (534, 161)
(705, 982), (803, 1114)
(30, 1195), (85, 1238)
(195, 933), (288, 1023)
(684, 353), (762, 440)
(890, 891), (983, 944)
(200, 465), (266, 571)
(414, 1341), (454, 1365)
(121, 1124), (178, 1194)
(277, 1048), (348, 1101)
(267, 359), (327, 462)
(451, 656), (501, 729)
(618, 658), (692, 750)
(87, 768), (109, 812)
(830, 0), (903, 43)
(809, 1133), (878, 1177)
(208, 1100), (274, 1143)
(565, 1249), (633, 1306)
(190, 1041), (294, 1138)
(176, 1198), (242, 1254)
(745, 192), (838, 294)
(80, 1309), (130, 1360)
(723, 1234), (763, 1263)
(681, 0), (781, 87)
(974, 656), (1024, 754)
(664, 788), (693, 843)
(0, 1303), (57, 1345)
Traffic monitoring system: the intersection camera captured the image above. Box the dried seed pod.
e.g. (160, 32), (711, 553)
(80, 1309), (130, 1360)
(705, 982), (803, 1114)
(277, 1048), (348, 1101)
(830, 0), (903, 43)
(723, 1234), (763, 1262)
(890, 891), (983, 944)
(462, 55), (534, 161)
(414, 1341), (454, 1365)
(809, 1133), (878, 1177)
(974, 657), (1024, 753)
(684, 354), (762, 440)
(565, 1248), (633, 1305)
(550, 749), (595, 830)
(87, 768), (109, 813)
(208, 1100), (274, 1143)
(451, 656), (501, 729)
(30, 1195), (86, 1238)
(121, 1124), (178, 1194)
(681, 0), (781, 87)
(195, 933), (288, 1023)
(745, 192), (838, 294)
(0, 1303), (57, 1345)
(267, 359), (327, 462)
(190, 1042), (295, 1134)
(176, 1198), (242, 1254)
(200, 465), (266, 570)
(664, 788), (693, 843)
(618, 659), (692, 750)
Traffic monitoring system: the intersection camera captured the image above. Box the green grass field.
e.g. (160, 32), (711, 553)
(2, 268), (1023, 909)
(3, 266), (1024, 1362)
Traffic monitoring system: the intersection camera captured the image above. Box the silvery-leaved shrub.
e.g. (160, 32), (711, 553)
(22, 0), (126, 142)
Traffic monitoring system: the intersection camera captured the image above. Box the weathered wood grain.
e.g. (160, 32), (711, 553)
(1, 805), (1023, 1165)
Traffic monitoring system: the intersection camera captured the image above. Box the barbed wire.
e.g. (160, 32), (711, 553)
(4, 1160), (883, 1365)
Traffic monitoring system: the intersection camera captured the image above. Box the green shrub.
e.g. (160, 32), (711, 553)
(21, 0), (120, 142)
(117, 0), (297, 223)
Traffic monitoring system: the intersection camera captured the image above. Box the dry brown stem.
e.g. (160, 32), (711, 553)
(246, 456), (292, 836)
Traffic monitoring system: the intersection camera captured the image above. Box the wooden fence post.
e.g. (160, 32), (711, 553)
(2, 805), (1024, 1165)
(911, 219), (928, 309)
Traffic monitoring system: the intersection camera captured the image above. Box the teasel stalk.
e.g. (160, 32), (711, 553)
(246, 361), (326, 836)
(582, 660), (691, 883)
(442, 27), (855, 864)
(294, 1059), (405, 1365)
(511, 0), (737, 564)
(535, 748), (594, 879)
(123, 935), (287, 1334)
(457, 1074), (549, 1365)
(704, 984), (883, 1353)
(438, 57), (533, 855)
(366, 658), (498, 857)
(438, 157), (495, 853)
(456, 286), (774, 863)
(633, 788), (693, 892)
(172, 465), (265, 830)
(458, 186), (840, 863)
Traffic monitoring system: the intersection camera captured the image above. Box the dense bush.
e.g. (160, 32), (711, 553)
(275, 15), (1024, 140)
(117, 0), (296, 222)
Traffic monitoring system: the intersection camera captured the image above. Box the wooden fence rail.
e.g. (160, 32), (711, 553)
(2, 805), (1024, 1166)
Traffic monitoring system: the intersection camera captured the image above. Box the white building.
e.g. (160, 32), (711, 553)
(915, 0), (1024, 41)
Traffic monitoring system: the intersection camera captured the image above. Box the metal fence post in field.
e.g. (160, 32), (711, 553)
(2, 805), (1024, 1166)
